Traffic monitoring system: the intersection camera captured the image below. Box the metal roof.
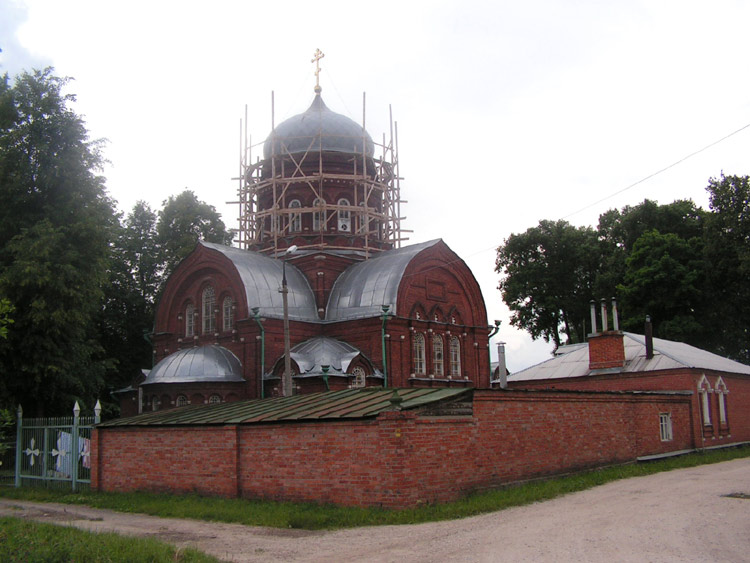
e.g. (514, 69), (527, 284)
(98, 388), (471, 427)
(326, 240), (440, 321)
(201, 242), (318, 321)
(263, 94), (374, 159)
(143, 345), (244, 385)
(290, 337), (366, 376)
(509, 332), (750, 382)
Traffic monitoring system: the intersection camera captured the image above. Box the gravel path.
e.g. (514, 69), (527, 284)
(2, 457), (749, 562)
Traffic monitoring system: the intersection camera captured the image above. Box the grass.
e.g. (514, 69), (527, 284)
(1, 445), (748, 530)
(0, 517), (222, 562)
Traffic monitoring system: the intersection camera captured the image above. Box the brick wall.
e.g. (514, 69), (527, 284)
(94, 388), (697, 508)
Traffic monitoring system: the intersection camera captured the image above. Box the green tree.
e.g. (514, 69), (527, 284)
(156, 189), (233, 279)
(0, 298), (13, 340)
(617, 230), (706, 343)
(703, 174), (750, 361)
(0, 69), (117, 415)
(496, 220), (600, 347)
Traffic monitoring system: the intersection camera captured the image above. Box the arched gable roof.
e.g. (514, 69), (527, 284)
(289, 336), (367, 375)
(143, 345), (244, 385)
(201, 242), (317, 321)
(325, 240), (440, 321)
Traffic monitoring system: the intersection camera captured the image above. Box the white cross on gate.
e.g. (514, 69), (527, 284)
(23, 437), (40, 466)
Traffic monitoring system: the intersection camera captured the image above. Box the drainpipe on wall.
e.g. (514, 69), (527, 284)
(321, 364), (330, 391)
(251, 307), (265, 399)
(381, 305), (390, 387)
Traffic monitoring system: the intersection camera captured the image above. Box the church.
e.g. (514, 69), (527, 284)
(117, 61), (492, 417)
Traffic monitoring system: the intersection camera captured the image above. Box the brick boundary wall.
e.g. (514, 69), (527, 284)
(93, 389), (695, 508)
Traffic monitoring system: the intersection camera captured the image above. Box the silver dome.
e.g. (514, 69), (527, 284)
(143, 345), (244, 384)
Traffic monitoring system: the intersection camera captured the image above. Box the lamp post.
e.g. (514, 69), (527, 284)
(281, 245), (298, 397)
(251, 307), (265, 399)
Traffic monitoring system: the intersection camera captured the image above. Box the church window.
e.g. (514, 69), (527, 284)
(208, 394), (221, 404)
(716, 377), (729, 425)
(185, 303), (195, 337)
(337, 198), (351, 232)
(289, 199), (301, 232)
(223, 296), (234, 331)
(352, 366), (366, 388)
(433, 335), (444, 377)
(176, 394), (189, 407)
(698, 375), (711, 426)
(413, 333), (426, 375)
(659, 413), (673, 441)
(313, 198), (325, 231)
(151, 395), (159, 411)
(450, 337), (461, 377)
(202, 286), (216, 334)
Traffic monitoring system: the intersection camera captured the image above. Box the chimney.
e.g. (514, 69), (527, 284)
(497, 342), (507, 389)
(588, 296), (625, 371)
(645, 316), (654, 359)
(590, 300), (597, 335)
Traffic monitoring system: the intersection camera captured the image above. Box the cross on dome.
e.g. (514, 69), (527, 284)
(312, 48), (325, 93)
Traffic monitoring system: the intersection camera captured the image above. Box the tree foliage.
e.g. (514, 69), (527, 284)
(0, 69), (116, 415)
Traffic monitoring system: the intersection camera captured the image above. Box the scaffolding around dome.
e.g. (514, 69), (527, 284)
(233, 92), (409, 257)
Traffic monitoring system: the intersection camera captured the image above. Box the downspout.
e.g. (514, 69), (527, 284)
(251, 307), (265, 399)
(381, 305), (390, 388)
(321, 365), (330, 391)
(488, 320), (501, 388)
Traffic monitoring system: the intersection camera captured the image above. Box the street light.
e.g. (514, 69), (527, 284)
(281, 245), (298, 397)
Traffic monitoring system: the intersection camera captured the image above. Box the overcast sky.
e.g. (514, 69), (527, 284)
(3, 0), (749, 371)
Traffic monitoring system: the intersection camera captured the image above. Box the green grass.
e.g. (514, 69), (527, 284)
(0, 517), (222, 562)
(1, 445), (748, 530)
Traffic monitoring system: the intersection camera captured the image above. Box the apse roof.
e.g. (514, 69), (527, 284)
(201, 242), (318, 321)
(290, 337), (366, 376)
(98, 388), (471, 427)
(263, 94), (375, 159)
(509, 332), (750, 382)
(143, 345), (244, 385)
(326, 239), (440, 321)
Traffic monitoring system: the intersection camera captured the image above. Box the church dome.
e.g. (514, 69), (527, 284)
(143, 345), (244, 385)
(263, 94), (374, 159)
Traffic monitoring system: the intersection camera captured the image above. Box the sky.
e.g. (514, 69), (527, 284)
(3, 0), (749, 372)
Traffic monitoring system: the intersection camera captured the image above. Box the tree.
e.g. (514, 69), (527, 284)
(156, 189), (233, 279)
(0, 69), (117, 415)
(703, 174), (750, 361)
(617, 230), (706, 343)
(496, 220), (600, 347)
(0, 298), (13, 340)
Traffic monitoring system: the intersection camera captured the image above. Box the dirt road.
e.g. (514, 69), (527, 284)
(2, 457), (749, 562)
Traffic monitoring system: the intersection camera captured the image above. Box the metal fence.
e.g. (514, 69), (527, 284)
(14, 401), (100, 491)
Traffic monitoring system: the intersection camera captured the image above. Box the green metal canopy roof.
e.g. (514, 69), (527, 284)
(98, 388), (471, 427)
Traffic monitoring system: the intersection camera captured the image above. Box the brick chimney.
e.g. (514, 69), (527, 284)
(588, 298), (625, 370)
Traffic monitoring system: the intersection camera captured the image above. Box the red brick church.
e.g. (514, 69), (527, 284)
(118, 79), (491, 417)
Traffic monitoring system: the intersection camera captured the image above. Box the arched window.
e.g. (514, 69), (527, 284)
(450, 337), (461, 377)
(208, 394), (221, 404)
(313, 198), (325, 231)
(151, 395), (159, 411)
(716, 377), (729, 426)
(413, 333), (426, 375)
(223, 296), (234, 331)
(352, 366), (366, 388)
(289, 199), (301, 232)
(337, 198), (351, 232)
(698, 375), (711, 426)
(202, 286), (216, 334)
(185, 303), (195, 337)
(176, 394), (189, 407)
(433, 335), (444, 377)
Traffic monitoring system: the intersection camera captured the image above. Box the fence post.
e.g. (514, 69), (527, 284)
(14, 404), (22, 488)
(71, 401), (80, 492)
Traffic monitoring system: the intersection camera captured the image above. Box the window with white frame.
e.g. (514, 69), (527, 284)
(313, 198), (325, 231)
(698, 375), (712, 426)
(433, 335), (444, 377)
(659, 413), (673, 441)
(338, 198), (351, 232)
(176, 395), (189, 407)
(716, 377), (729, 425)
(413, 333), (426, 375)
(223, 296), (234, 331)
(208, 394), (221, 404)
(352, 366), (366, 388)
(289, 199), (301, 232)
(202, 286), (216, 334)
(450, 336), (461, 377)
(151, 395), (159, 411)
(185, 303), (195, 337)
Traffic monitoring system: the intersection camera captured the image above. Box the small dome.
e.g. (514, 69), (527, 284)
(263, 94), (374, 159)
(143, 345), (244, 385)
